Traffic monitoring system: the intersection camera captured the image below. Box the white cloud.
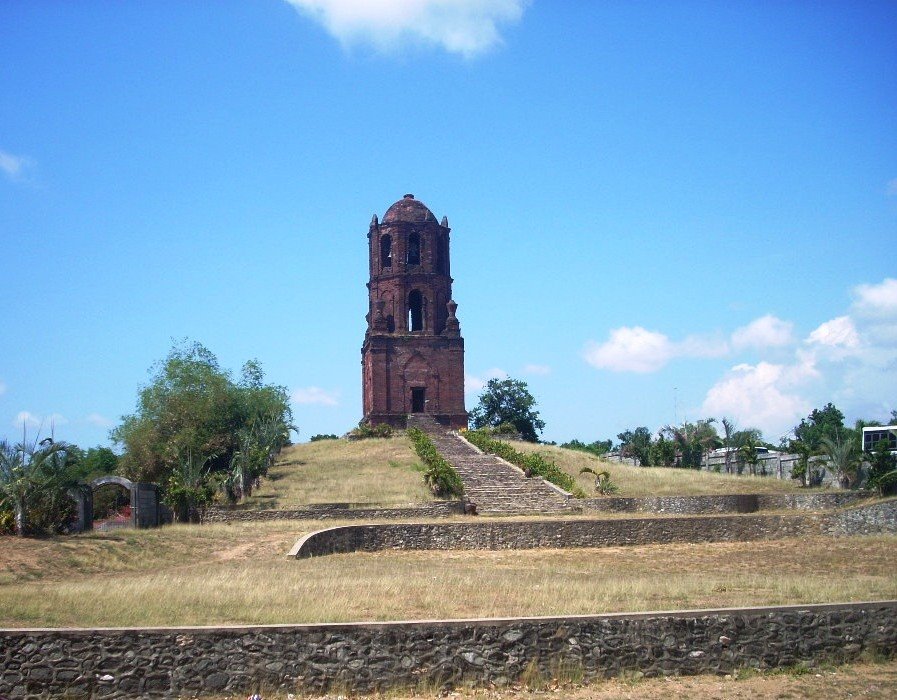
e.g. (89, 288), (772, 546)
(584, 327), (674, 373)
(465, 367), (507, 394)
(86, 413), (115, 429)
(701, 362), (811, 439)
(0, 149), (35, 182)
(291, 386), (339, 406)
(584, 327), (726, 373)
(522, 363), (551, 376)
(285, 0), (528, 58)
(852, 278), (897, 319)
(731, 315), (794, 350)
(13, 411), (41, 430)
(806, 316), (860, 349)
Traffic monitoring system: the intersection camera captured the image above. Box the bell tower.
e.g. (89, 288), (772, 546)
(361, 194), (467, 429)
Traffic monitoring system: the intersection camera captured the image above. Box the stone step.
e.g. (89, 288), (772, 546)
(408, 418), (575, 515)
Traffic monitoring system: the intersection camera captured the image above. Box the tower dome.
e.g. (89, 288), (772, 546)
(382, 194), (438, 224)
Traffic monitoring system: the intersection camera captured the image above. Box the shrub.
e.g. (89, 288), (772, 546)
(465, 430), (587, 497)
(406, 428), (464, 498)
(309, 434), (339, 442)
(347, 422), (394, 440)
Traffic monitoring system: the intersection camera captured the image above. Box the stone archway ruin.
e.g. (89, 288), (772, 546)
(68, 476), (163, 532)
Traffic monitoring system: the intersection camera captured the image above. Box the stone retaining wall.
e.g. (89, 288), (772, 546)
(579, 491), (868, 515)
(289, 500), (897, 558)
(204, 500), (463, 523)
(2, 602), (894, 698)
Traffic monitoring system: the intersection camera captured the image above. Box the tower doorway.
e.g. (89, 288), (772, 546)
(411, 387), (426, 413)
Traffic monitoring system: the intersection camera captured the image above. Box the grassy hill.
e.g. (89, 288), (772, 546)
(512, 441), (808, 497)
(245, 434), (807, 508)
(239, 437), (434, 508)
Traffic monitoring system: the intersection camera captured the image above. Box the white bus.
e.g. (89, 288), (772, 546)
(862, 425), (897, 454)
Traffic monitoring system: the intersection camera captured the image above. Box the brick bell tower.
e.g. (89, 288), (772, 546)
(362, 194), (467, 429)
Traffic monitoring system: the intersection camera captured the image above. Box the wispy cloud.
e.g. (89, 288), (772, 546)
(465, 367), (507, 394)
(284, 0), (528, 58)
(86, 413), (115, 429)
(0, 149), (35, 182)
(291, 386), (339, 406)
(12, 411), (68, 432)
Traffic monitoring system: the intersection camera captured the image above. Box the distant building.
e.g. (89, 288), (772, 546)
(862, 425), (897, 454)
(360, 195), (467, 429)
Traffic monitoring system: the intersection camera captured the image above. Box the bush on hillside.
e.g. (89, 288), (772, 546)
(407, 428), (464, 498)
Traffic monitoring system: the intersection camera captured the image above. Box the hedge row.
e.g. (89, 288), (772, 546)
(464, 430), (586, 497)
(406, 428), (465, 499)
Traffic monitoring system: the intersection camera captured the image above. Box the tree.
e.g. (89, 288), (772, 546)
(720, 417), (737, 474)
(112, 341), (294, 488)
(867, 439), (897, 496)
(165, 450), (219, 523)
(469, 378), (545, 442)
(649, 434), (677, 467)
(0, 437), (77, 536)
(819, 432), (862, 489)
(662, 419), (720, 469)
(793, 403), (846, 452)
(617, 427), (653, 466)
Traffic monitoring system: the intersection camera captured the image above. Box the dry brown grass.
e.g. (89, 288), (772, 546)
(513, 441), (809, 497)
(1, 521), (894, 628)
(202, 660), (897, 699)
(241, 436), (434, 507)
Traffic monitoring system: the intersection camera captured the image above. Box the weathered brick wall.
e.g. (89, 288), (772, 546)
(2, 602), (894, 698)
(289, 500), (897, 558)
(203, 500), (463, 523)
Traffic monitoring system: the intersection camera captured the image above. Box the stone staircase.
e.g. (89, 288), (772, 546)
(407, 415), (578, 516)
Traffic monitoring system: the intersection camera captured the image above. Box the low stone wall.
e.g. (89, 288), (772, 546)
(2, 601), (894, 698)
(290, 500), (897, 558)
(289, 513), (818, 558)
(579, 491), (868, 515)
(204, 500), (463, 523)
(825, 498), (897, 536)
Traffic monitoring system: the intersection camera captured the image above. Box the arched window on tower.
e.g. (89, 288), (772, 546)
(407, 233), (421, 266)
(436, 235), (448, 274)
(380, 235), (392, 268)
(408, 290), (424, 331)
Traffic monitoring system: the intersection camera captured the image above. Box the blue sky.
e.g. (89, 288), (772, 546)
(1, 1), (895, 449)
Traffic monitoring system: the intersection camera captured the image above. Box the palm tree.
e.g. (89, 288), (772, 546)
(721, 417), (737, 474)
(819, 432), (862, 489)
(579, 467), (619, 495)
(0, 438), (73, 536)
(663, 419), (720, 469)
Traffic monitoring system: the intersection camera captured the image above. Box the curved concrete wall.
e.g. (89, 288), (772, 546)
(2, 602), (894, 697)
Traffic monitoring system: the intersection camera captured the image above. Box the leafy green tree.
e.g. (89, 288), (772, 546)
(560, 438), (612, 458)
(112, 341), (293, 488)
(867, 439), (897, 495)
(649, 434), (677, 467)
(469, 377), (545, 442)
(617, 427), (653, 466)
(793, 403), (846, 451)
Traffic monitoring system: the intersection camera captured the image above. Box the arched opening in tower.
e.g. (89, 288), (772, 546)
(408, 290), (424, 331)
(380, 235), (392, 268)
(407, 233), (421, 266)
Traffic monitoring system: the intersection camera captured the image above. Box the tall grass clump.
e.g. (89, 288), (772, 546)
(407, 428), (464, 498)
(465, 430), (587, 497)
